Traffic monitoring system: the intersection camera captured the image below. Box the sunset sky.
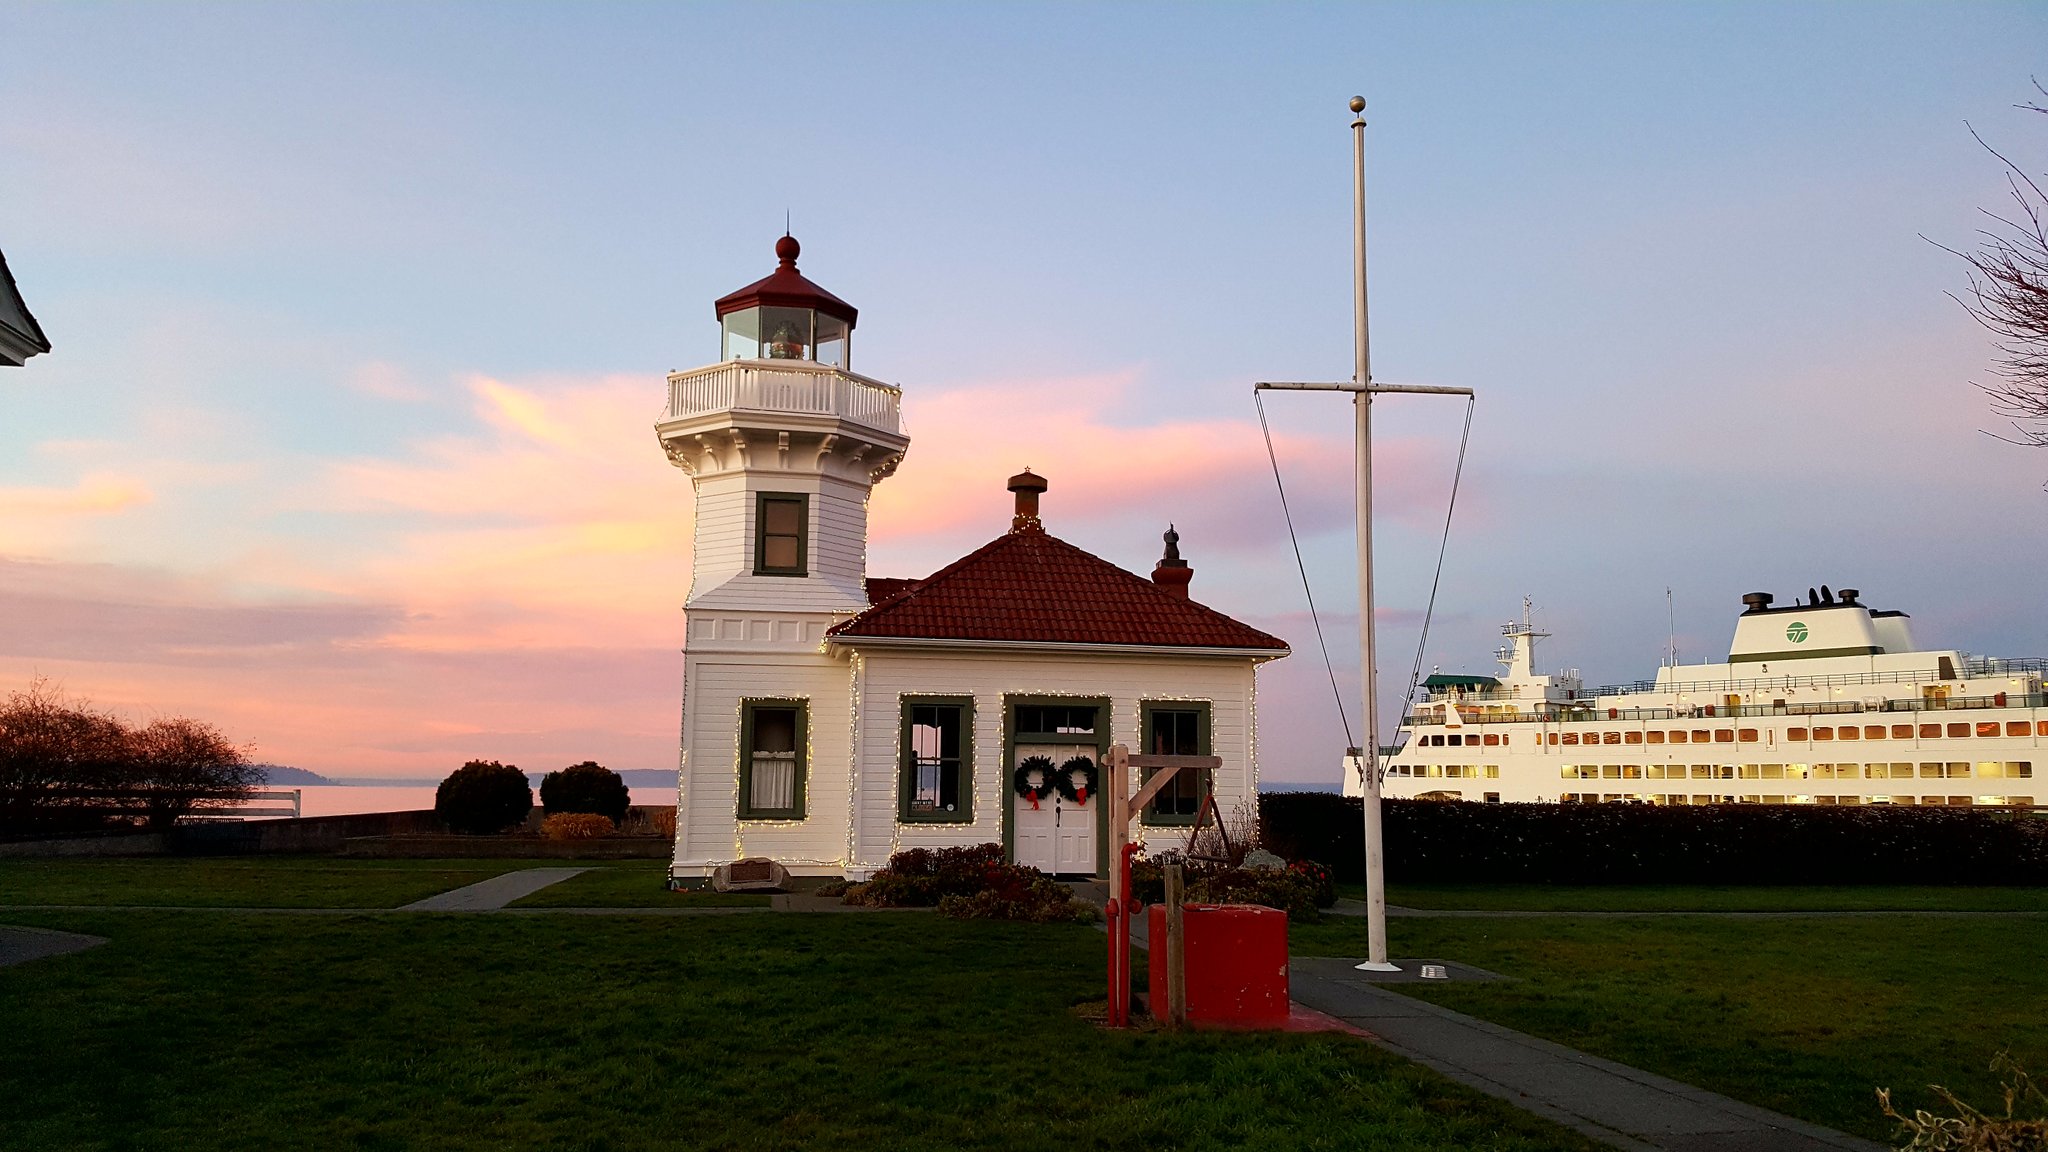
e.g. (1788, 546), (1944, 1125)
(2, 3), (2045, 786)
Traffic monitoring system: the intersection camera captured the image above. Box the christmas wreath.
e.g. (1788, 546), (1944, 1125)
(1013, 756), (1056, 809)
(1053, 755), (1099, 805)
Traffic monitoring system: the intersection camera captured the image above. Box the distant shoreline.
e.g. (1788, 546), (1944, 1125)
(259, 768), (681, 790)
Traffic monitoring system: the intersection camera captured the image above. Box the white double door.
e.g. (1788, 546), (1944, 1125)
(1012, 742), (1098, 877)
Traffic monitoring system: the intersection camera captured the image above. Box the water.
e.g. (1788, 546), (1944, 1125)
(292, 785), (673, 819)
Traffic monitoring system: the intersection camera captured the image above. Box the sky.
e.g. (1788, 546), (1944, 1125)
(1, 2), (2045, 786)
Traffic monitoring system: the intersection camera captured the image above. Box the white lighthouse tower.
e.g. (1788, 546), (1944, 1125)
(658, 235), (909, 877)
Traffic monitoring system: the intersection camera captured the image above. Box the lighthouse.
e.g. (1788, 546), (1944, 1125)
(659, 236), (909, 868)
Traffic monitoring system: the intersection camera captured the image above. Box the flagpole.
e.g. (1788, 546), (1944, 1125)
(1350, 95), (1398, 973)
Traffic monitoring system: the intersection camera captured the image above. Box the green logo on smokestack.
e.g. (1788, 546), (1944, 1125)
(1786, 621), (1809, 643)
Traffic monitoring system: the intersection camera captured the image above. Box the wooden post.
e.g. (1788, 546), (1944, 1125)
(1163, 861), (1187, 1029)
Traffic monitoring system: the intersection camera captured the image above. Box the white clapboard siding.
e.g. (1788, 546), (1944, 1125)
(847, 648), (1262, 872)
(674, 654), (854, 874)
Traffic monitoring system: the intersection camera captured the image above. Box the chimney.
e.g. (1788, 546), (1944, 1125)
(1007, 469), (1047, 531)
(1151, 523), (1192, 598)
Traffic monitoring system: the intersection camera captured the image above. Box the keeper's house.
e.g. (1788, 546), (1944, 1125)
(658, 237), (1289, 882)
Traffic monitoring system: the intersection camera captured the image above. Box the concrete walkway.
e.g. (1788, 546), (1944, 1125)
(1335, 898), (2048, 920)
(399, 867), (589, 911)
(0, 924), (107, 968)
(1289, 958), (1885, 1152)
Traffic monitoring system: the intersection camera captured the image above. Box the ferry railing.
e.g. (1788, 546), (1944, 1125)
(1585, 658), (2046, 699)
(1403, 692), (2048, 727)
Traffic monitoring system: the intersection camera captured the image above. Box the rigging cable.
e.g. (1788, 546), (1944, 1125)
(1389, 392), (1476, 781)
(1255, 388), (1477, 786)
(1255, 389), (1356, 754)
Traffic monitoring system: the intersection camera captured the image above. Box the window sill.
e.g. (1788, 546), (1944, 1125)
(737, 813), (806, 822)
(751, 570), (810, 578)
(1140, 816), (1199, 828)
(898, 814), (976, 825)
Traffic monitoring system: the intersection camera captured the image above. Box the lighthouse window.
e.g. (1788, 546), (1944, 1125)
(739, 699), (807, 820)
(754, 493), (809, 576)
(901, 698), (972, 823)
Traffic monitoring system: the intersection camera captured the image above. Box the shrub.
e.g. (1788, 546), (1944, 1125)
(1259, 791), (2048, 886)
(435, 760), (533, 834)
(1188, 865), (1321, 919)
(539, 761), (630, 823)
(541, 812), (615, 840)
(843, 842), (1098, 922)
(648, 807), (677, 838)
(1879, 1054), (2048, 1150)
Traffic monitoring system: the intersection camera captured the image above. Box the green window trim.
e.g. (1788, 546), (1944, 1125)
(1139, 700), (1213, 827)
(899, 695), (975, 824)
(738, 698), (808, 820)
(753, 492), (810, 577)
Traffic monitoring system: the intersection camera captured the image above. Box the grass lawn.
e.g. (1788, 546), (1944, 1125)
(1371, 883), (2048, 912)
(0, 858), (572, 909)
(1292, 912), (2048, 1142)
(509, 863), (770, 908)
(0, 911), (1601, 1152)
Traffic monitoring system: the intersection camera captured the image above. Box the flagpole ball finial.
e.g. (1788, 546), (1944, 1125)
(1348, 95), (1366, 114)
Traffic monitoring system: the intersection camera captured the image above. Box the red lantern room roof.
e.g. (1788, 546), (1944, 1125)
(712, 235), (858, 328)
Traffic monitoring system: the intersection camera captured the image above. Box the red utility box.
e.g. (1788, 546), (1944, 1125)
(1146, 903), (1289, 1028)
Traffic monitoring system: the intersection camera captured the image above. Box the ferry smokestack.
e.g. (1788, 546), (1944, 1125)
(1741, 592), (1773, 613)
(1839, 588), (1860, 606)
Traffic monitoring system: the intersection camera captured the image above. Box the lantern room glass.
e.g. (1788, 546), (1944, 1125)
(722, 306), (851, 369)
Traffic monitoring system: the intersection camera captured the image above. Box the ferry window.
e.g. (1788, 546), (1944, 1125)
(1919, 763), (1941, 778)
(1604, 732), (1621, 745)
(1483, 733), (1500, 746)
(1669, 731), (1687, 744)
(1625, 731), (1642, 745)
(1717, 765), (1736, 779)
(2009, 722), (2031, 738)
(1920, 723), (1941, 739)
(1738, 729), (1758, 743)
(1485, 765), (1500, 778)
(1813, 727), (1834, 742)
(1891, 725), (1913, 739)
(1622, 765), (1642, 779)
(1976, 722), (2000, 738)
(1647, 731), (1665, 744)
(2016, 762), (2034, 779)
(2039, 722), (2048, 737)
(1740, 765), (1760, 779)
(1484, 792), (1501, 803)
(1865, 726), (1886, 740)
(1562, 733), (1579, 745)
(1761, 764), (1784, 779)
(1838, 726), (1859, 741)
(1602, 765), (1621, 779)
(1692, 730), (1711, 743)
(1947, 723), (1969, 738)
(1715, 729), (1735, 743)
(1976, 762), (2004, 779)
(1646, 765), (1664, 779)
(1788, 727), (1808, 741)
(1547, 733), (1559, 746)
(1945, 763), (1968, 779)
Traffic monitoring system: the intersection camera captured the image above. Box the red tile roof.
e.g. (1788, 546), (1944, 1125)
(830, 527), (1289, 652)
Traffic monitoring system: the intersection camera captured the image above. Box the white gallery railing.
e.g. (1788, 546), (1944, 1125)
(664, 360), (902, 435)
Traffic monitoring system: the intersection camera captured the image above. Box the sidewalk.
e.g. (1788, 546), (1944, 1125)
(399, 867), (589, 911)
(1288, 958), (1885, 1152)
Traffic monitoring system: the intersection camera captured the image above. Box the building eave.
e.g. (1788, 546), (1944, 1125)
(824, 634), (1290, 661)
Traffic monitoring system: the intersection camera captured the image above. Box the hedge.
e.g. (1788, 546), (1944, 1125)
(1258, 792), (2048, 886)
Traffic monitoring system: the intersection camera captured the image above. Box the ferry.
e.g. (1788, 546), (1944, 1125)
(1372, 588), (2043, 807)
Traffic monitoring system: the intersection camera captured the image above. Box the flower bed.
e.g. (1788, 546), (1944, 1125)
(842, 844), (1098, 923)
